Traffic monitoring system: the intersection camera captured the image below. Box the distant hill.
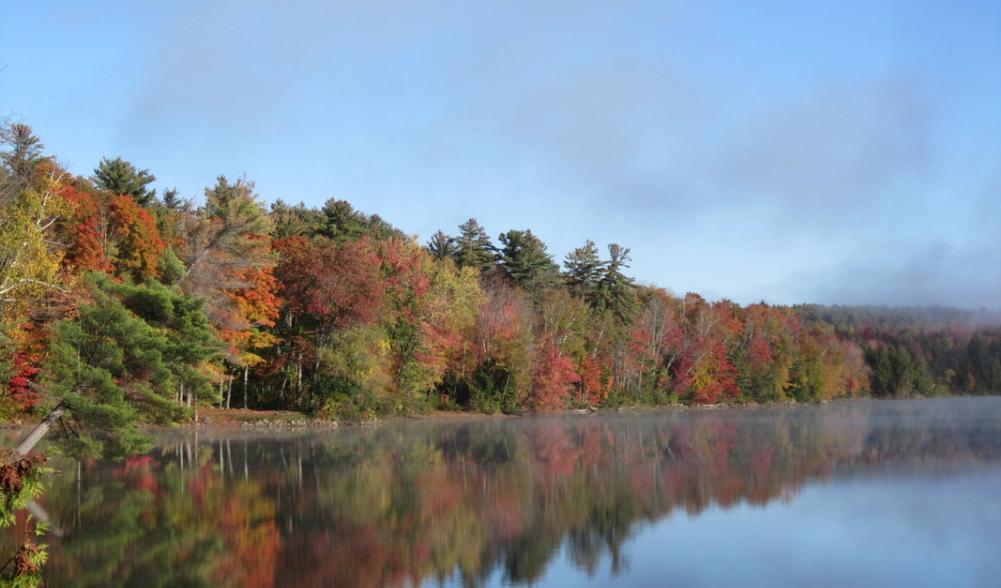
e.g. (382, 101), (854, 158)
(795, 304), (1001, 332)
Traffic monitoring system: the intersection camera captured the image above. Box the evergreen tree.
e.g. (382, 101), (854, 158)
(161, 188), (183, 210)
(426, 230), (457, 261)
(0, 122), (48, 189)
(158, 246), (186, 286)
(454, 218), (495, 271)
(320, 198), (403, 241)
(596, 244), (637, 322)
(866, 344), (937, 398)
(564, 240), (605, 302)
(203, 176), (270, 230)
(966, 334), (1001, 392)
(496, 229), (558, 291)
(270, 199), (325, 238)
(321, 199), (368, 240)
(93, 157), (157, 206)
(42, 273), (222, 458)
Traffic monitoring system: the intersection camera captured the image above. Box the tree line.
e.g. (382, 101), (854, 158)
(1, 121), (1000, 451)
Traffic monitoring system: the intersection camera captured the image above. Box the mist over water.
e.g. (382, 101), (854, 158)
(6, 397), (1000, 587)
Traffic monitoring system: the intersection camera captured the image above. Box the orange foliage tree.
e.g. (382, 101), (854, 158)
(59, 186), (164, 282)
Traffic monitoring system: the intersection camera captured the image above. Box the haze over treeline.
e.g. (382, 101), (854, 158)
(3, 123), (1001, 448)
(2, 1), (999, 307)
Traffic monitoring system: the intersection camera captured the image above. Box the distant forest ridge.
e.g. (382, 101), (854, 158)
(2, 120), (1001, 447)
(795, 304), (1001, 330)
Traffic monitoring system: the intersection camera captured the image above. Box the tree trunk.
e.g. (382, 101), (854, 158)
(243, 366), (249, 410)
(297, 357), (303, 397)
(13, 405), (66, 537)
(16, 404), (64, 457)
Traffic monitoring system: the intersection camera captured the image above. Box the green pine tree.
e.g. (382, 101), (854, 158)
(426, 230), (458, 261)
(496, 229), (558, 291)
(595, 244), (637, 323)
(93, 157), (157, 206)
(564, 240), (605, 302)
(454, 218), (496, 271)
(42, 273), (222, 458)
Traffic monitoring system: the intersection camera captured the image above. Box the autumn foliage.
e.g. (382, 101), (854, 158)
(4, 121), (1001, 428)
(275, 236), (383, 330)
(530, 337), (579, 411)
(58, 186), (164, 281)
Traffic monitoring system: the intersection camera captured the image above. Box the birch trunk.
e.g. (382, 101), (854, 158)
(16, 404), (64, 457)
(13, 405), (66, 536)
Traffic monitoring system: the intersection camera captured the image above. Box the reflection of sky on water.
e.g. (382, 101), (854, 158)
(520, 470), (1001, 588)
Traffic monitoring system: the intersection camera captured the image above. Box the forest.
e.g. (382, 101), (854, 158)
(2, 120), (1001, 445)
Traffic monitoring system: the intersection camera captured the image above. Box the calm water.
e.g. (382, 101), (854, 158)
(7, 397), (1001, 587)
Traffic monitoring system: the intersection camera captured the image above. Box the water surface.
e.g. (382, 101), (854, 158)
(11, 397), (1001, 587)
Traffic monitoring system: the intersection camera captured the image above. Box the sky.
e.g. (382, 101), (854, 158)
(1, 0), (999, 307)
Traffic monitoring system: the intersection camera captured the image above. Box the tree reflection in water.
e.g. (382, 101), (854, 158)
(14, 398), (1001, 587)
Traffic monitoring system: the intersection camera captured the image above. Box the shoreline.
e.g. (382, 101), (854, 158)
(135, 397), (847, 431)
(4, 395), (994, 434)
(168, 395), (996, 430)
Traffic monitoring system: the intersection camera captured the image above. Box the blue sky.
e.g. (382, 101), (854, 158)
(2, 1), (999, 307)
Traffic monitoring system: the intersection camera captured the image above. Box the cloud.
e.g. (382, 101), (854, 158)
(784, 170), (1001, 308)
(484, 70), (937, 230)
(467, 59), (993, 307)
(76, 0), (994, 308)
(798, 243), (1000, 308)
(715, 77), (935, 217)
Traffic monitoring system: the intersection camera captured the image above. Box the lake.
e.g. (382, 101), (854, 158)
(9, 397), (1001, 587)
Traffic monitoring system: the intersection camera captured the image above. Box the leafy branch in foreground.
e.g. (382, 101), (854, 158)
(0, 452), (50, 588)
